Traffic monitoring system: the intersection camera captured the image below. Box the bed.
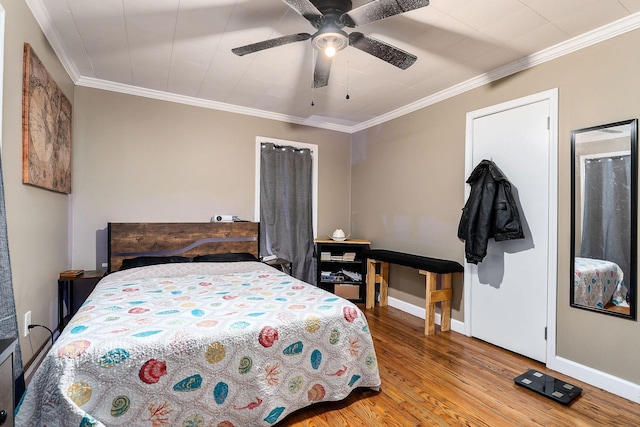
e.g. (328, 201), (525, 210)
(16, 222), (381, 426)
(574, 257), (628, 308)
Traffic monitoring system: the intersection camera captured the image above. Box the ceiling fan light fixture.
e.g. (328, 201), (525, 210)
(312, 29), (348, 58)
(325, 43), (336, 57)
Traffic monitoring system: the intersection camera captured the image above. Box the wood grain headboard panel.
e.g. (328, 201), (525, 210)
(108, 222), (259, 272)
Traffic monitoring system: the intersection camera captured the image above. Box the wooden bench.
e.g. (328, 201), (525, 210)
(363, 249), (464, 336)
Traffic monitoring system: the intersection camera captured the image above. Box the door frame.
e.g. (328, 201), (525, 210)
(463, 88), (558, 364)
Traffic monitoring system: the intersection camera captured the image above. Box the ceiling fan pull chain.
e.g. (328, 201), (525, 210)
(311, 47), (316, 106)
(346, 46), (350, 100)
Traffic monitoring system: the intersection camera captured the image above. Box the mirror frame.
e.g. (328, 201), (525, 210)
(570, 119), (637, 320)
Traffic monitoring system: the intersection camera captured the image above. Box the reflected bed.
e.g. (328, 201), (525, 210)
(573, 257), (628, 308)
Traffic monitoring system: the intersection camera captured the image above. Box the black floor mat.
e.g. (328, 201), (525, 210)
(514, 369), (582, 405)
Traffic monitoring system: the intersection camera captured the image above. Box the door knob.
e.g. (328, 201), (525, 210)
(0, 409), (8, 425)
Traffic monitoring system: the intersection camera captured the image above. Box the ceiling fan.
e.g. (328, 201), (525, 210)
(232, 0), (430, 88)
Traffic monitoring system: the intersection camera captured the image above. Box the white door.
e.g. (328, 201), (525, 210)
(464, 90), (557, 363)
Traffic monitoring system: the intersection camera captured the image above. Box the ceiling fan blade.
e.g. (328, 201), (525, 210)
(341, 0), (429, 28)
(232, 33), (311, 56)
(349, 32), (417, 70)
(281, 0), (324, 26)
(313, 52), (333, 88)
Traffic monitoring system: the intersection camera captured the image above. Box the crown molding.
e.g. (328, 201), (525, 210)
(27, 0), (640, 135)
(75, 77), (354, 133)
(26, 0), (353, 134)
(350, 12), (640, 133)
(26, 0), (81, 82)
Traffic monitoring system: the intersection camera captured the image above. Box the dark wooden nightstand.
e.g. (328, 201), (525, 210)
(58, 270), (106, 332)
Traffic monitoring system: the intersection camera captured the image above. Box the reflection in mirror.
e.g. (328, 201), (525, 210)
(571, 119), (637, 319)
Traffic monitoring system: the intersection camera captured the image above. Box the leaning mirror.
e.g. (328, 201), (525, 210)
(571, 119), (637, 319)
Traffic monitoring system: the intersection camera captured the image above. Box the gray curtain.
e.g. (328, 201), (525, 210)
(260, 143), (315, 284)
(0, 150), (25, 404)
(581, 155), (631, 288)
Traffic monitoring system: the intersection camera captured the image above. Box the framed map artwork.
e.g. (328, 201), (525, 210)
(22, 43), (71, 194)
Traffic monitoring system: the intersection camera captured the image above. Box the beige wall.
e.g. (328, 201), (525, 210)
(71, 87), (352, 270)
(351, 29), (640, 384)
(1, 0), (73, 366)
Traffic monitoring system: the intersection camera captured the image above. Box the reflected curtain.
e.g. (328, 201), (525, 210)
(0, 150), (25, 404)
(581, 155), (631, 291)
(260, 143), (315, 284)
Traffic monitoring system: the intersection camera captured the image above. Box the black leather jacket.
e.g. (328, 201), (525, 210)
(458, 160), (524, 264)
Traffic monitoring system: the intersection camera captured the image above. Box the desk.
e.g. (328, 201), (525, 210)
(58, 270), (105, 331)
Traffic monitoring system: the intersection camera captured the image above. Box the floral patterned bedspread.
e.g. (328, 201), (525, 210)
(16, 262), (381, 426)
(574, 257), (628, 308)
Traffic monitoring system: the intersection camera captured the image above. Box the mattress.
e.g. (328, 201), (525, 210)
(16, 262), (381, 426)
(574, 257), (628, 308)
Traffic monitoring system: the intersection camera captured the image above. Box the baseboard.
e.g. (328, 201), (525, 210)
(547, 355), (640, 404)
(387, 296), (465, 334)
(387, 297), (640, 404)
(23, 336), (54, 385)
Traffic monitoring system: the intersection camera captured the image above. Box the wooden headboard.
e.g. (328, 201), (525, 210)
(108, 222), (259, 272)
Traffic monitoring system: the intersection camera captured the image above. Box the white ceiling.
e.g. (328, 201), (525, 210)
(28, 0), (640, 132)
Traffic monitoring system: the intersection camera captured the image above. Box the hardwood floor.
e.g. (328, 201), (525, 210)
(279, 305), (640, 427)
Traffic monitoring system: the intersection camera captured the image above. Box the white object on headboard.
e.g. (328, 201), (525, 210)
(211, 215), (233, 222)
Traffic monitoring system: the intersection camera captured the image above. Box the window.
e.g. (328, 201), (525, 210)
(255, 137), (318, 284)
(254, 136), (318, 237)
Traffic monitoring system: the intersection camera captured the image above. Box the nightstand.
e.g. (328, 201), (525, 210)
(58, 270), (106, 331)
(0, 338), (16, 427)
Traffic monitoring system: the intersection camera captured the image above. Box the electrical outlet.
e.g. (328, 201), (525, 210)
(24, 311), (31, 337)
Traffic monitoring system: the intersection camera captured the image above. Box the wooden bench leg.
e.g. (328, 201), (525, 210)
(440, 273), (452, 332)
(367, 261), (452, 336)
(366, 259), (389, 309)
(366, 259), (376, 309)
(420, 270), (453, 336)
(379, 261), (388, 307)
